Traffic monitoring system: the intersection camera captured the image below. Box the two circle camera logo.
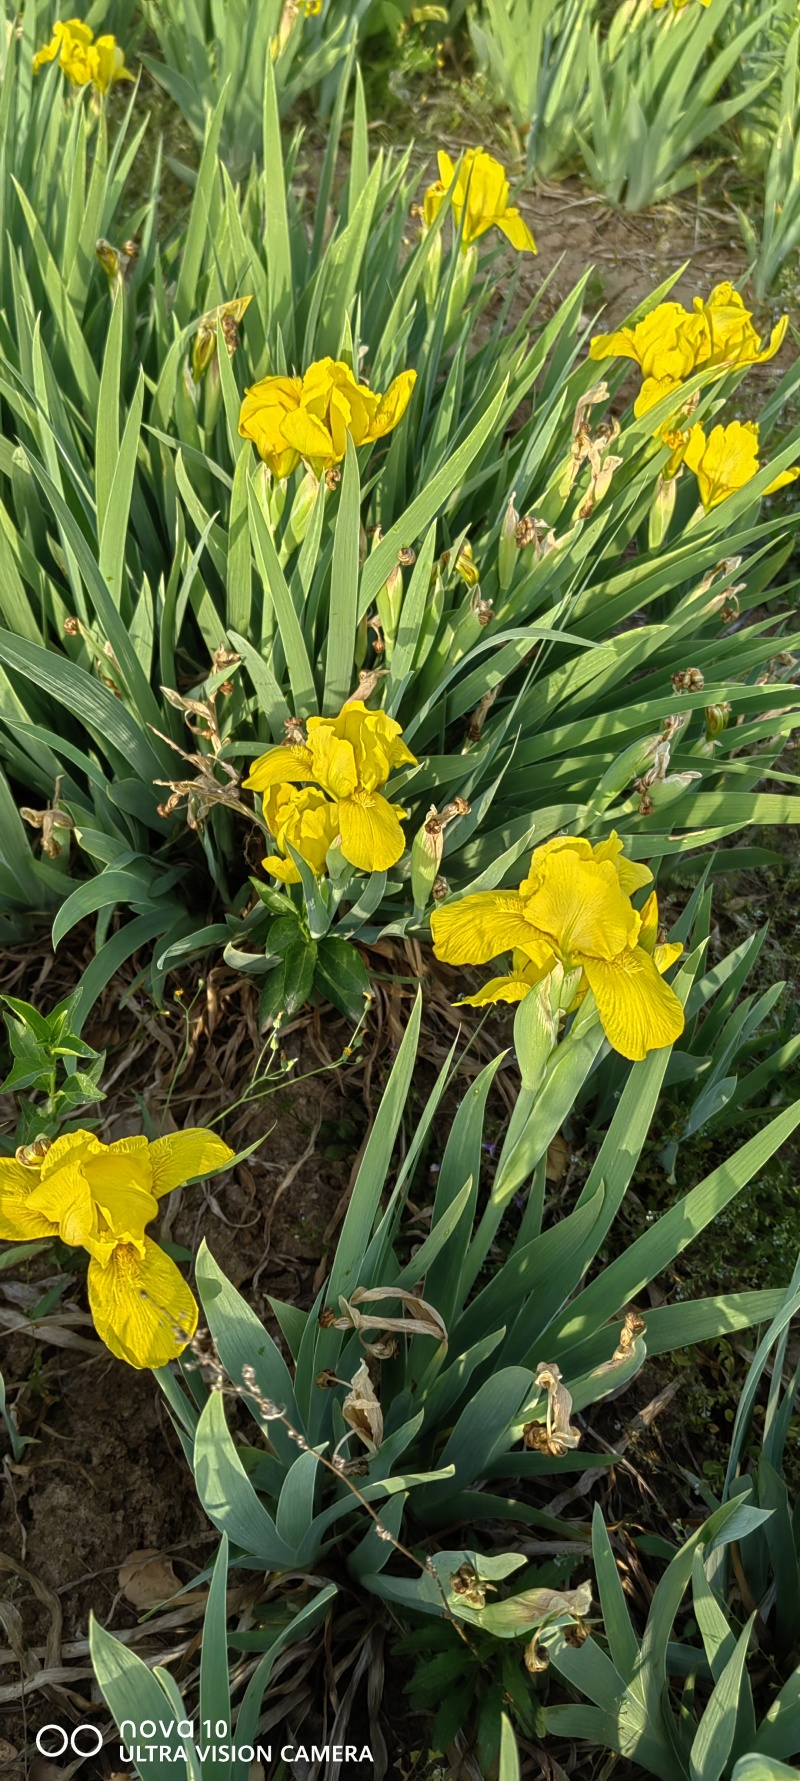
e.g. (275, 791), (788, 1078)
(35, 1724), (104, 1758)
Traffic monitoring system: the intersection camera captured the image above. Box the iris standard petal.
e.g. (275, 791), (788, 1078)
(367, 370), (417, 438)
(437, 150), (456, 187)
(38, 1130), (95, 1174)
(519, 836), (593, 897)
(91, 34), (133, 89)
(616, 858), (655, 895)
(592, 835), (654, 895)
(581, 946), (685, 1061)
(87, 1239), (198, 1369)
(328, 387), (352, 456)
(638, 889), (660, 954)
(281, 407), (336, 463)
(423, 182), (446, 227)
(263, 853), (301, 882)
(587, 829), (652, 890)
(521, 851), (639, 961)
(27, 1160), (98, 1251)
(386, 732), (418, 771)
(29, 1132), (154, 1255)
(82, 1149), (158, 1242)
(638, 894), (683, 973)
(60, 40), (95, 84)
(326, 702), (386, 768)
(311, 733), (359, 801)
(61, 18), (94, 44)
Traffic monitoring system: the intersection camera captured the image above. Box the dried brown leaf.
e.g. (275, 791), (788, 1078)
(118, 1549), (181, 1609)
(545, 1133), (570, 1183)
(331, 1287), (447, 1344)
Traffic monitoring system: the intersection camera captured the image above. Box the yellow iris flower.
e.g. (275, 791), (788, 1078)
(681, 420), (800, 511)
(653, 0), (711, 9)
(0, 1128), (233, 1368)
(590, 283), (787, 418)
(33, 18), (133, 92)
(245, 701), (417, 874)
(430, 833), (684, 1062)
(423, 149), (537, 254)
(261, 783), (341, 882)
(238, 358), (416, 480)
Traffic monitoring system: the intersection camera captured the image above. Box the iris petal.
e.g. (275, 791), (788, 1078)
(431, 892), (541, 966)
(581, 947), (685, 1061)
(243, 745), (316, 793)
(0, 1158), (56, 1242)
(495, 208), (536, 253)
(338, 793), (407, 871)
(522, 851), (639, 960)
(456, 975), (537, 1007)
(87, 1239), (198, 1369)
(147, 1131), (235, 1199)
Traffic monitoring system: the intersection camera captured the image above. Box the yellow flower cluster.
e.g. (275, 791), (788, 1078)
(653, 0), (710, 9)
(0, 1129), (233, 1368)
(589, 282), (786, 418)
(430, 833), (684, 1062)
(238, 358), (416, 480)
(423, 148), (537, 254)
(33, 18), (132, 93)
(245, 701), (417, 876)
